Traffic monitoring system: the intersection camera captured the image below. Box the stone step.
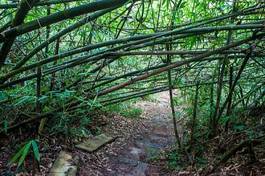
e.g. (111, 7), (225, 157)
(75, 133), (115, 153)
(49, 151), (78, 176)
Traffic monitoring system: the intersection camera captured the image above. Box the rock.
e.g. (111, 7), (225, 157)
(49, 151), (78, 176)
(75, 133), (114, 153)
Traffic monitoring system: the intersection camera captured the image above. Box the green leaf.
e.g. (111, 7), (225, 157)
(14, 96), (35, 106)
(0, 91), (7, 101)
(233, 124), (245, 131)
(9, 145), (26, 165)
(31, 140), (40, 162)
(17, 142), (31, 167)
(3, 120), (8, 133)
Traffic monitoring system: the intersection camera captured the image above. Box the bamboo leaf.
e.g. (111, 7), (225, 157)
(3, 120), (8, 133)
(9, 145), (26, 165)
(31, 140), (40, 162)
(17, 142), (31, 167)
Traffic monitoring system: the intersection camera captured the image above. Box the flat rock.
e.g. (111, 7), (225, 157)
(49, 151), (78, 176)
(75, 133), (114, 152)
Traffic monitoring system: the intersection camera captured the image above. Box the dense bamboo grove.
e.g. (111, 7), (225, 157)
(0, 0), (264, 175)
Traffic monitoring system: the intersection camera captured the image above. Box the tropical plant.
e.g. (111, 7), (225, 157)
(9, 140), (40, 169)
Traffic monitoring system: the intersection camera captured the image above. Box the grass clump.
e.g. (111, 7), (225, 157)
(104, 103), (142, 119)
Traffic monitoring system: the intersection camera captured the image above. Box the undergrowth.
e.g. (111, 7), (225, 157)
(103, 102), (143, 119)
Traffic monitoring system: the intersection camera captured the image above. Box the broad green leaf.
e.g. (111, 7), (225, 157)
(31, 140), (40, 162)
(9, 145), (26, 165)
(17, 142), (31, 167)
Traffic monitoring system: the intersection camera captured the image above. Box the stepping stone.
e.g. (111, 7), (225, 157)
(49, 151), (78, 176)
(75, 133), (114, 153)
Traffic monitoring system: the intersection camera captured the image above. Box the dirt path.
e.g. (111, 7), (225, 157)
(77, 92), (181, 176)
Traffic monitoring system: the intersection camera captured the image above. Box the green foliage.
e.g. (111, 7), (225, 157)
(3, 120), (8, 133)
(141, 95), (157, 102)
(0, 0), (263, 173)
(14, 96), (35, 107)
(0, 91), (7, 101)
(232, 123), (246, 131)
(166, 147), (207, 170)
(167, 150), (182, 170)
(121, 107), (142, 119)
(105, 103), (142, 119)
(47, 94), (102, 137)
(9, 140), (40, 169)
(49, 111), (91, 137)
(69, 126), (91, 138)
(166, 140), (207, 170)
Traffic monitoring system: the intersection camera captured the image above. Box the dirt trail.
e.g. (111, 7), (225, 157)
(77, 92), (181, 176)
